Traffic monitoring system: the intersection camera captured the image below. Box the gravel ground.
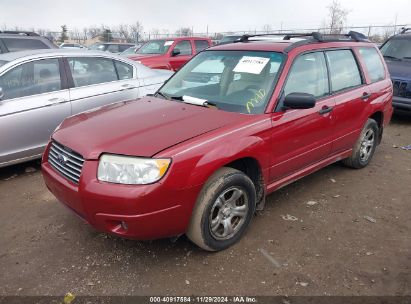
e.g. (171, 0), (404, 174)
(0, 113), (410, 297)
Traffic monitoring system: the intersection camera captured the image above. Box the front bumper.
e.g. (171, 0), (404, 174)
(392, 96), (411, 111)
(41, 145), (202, 240)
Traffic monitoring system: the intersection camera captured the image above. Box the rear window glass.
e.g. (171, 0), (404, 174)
(358, 47), (385, 83)
(3, 38), (49, 52)
(326, 50), (362, 92)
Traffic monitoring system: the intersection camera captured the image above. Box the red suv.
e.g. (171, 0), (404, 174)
(127, 37), (211, 71)
(42, 32), (393, 251)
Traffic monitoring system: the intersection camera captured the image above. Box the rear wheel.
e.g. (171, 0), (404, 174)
(187, 167), (256, 251)
(343, 119), (379, 169)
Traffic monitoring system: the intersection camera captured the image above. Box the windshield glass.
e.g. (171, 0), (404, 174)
(89, 44), (106, 51)
(0, 60), (8, 67)
(158, 50), (285, 114)
(380, 38), (411, 60)
(137, 40), (173, 55)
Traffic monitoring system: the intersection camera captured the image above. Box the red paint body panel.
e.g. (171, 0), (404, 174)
(42, 39), (393, 240)
(128, 37), (212, 71)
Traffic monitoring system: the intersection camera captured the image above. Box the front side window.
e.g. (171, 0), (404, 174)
(0, 58), (61, 100)
(137, 40), (173, 55)
(158, 50), (285, 114)
(3, 38), (48, 52)
(174, 40), (192, 55)
(68, 57), (118, 87)
(380, 38), (411, 61)
(115, 60), (133, 80)
(358, 47), (385, 83)
(194, 40), (210, 53)
(283, 52), (329, 98)
(326, 50), (362, 92)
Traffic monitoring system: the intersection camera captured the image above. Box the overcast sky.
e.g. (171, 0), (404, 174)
(1, 0), (410, 33)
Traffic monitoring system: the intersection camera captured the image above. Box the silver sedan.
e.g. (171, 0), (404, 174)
(0, 49), (173, 167)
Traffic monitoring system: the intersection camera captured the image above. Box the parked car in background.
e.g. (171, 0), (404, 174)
(380, 27), (411, 111)
(120, 43), (144, 56)
(217, 35), (243, 45)
(88, 42), (136, 54)
(42, 32), (392, 251)
(127, 37), (211, 71)
(0, 49), (173, 167)
(60, 43), (87, 49)
(0, 31), (57, 54)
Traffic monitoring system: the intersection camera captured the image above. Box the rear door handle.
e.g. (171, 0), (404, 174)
(48, 97), (66, 104)
(121, 83), (136, 89)
(361, 92), (372, 100)
(318, 106), (333, 115)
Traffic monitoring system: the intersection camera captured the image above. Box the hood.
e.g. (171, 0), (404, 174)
(385, 59), (411, 81)
(128, 54), (165, 61)
(53, 97), (248, 159)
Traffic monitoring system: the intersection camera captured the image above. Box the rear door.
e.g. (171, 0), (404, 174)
(168, 40), (193, 71)
(269, 51), (335, 182)
(66, 56), (139, 115)
(324, 49), (370, 153)
(0, 57), (70, 165)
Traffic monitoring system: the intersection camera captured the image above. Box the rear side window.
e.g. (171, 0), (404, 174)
(194, 40), (209, 53)
(68, 57), (118, 87)
(0, 58), (61, 100)
(283, 52), (329, 98)
(358, 47), (385, 83)
(326, 50), (362, 92)
(3, 38), (49, 52)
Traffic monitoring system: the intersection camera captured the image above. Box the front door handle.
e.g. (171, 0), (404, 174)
(361, 92), (372, 100)
(121, 83), (136, 89)
(318, 106), (333, 115)
(48, 97), (66, 104)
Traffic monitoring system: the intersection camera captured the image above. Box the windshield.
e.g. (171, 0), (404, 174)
(0, 60), (8, 67)
(89, 44), (107, 51)
(137, 40), (173, 55)
(158, 50), (285, 114)
(380, 38), (411, 60)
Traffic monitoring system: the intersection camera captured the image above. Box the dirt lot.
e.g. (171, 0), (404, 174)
(0, 113), (410, 297)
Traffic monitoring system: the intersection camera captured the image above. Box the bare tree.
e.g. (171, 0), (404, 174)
(130, 22), (143, 43)
(176, 27), (192, 37)
(382, 25), (395, 41)
(87, 26), (100, 39)
(118, 24), (131, 42)
(262, 24), (272, 33)
(326, 0), (349, 34)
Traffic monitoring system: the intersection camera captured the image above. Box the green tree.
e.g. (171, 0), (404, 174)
(59, 25), (68, 43)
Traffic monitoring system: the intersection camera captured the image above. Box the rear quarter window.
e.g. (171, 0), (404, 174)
(3, 38), (49, 52)
(358, 47), (385, 83)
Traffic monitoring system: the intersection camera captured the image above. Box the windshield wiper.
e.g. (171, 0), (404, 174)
(383, 55), (401, 61)
(170, 95), (218, 108)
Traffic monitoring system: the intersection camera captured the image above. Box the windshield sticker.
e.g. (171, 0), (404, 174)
(164, 41), (174, 46)
(246, 89), (266, 113)
(233, 56), (270, 74)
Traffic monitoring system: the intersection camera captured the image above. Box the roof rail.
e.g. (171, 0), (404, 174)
(0, 31), (40, 36)
(237, 30), (368, 43)
(400, 27), (411, 34)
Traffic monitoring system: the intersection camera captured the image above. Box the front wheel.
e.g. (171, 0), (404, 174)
(187, 167), (256, 251)
(343, 118), (379, 169)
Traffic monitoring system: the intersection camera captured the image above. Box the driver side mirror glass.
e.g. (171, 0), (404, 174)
(283, 92), (316, 110)
(172, 48), (181, 56)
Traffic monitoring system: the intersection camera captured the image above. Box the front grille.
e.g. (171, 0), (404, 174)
(393, 80), (411, 98)
(48, 141), (84, 184)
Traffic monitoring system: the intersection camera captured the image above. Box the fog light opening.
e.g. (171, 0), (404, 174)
(121, 221), (128, 231)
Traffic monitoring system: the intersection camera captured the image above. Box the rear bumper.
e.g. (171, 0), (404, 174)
(41, 146), (202, 240)
(393, 96), (411, 111)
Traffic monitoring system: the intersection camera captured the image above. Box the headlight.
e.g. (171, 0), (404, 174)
(97, 154), (171, 185)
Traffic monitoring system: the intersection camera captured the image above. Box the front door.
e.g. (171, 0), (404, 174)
(168, 40), (193, 71)
(0, 58), (70, 165)
(269, 51), (335, 183)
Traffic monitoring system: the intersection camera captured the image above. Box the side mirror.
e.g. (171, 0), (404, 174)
(172, 48), (181, 56)
(283, 92), (316, 110)
(0, 87), (4, 102)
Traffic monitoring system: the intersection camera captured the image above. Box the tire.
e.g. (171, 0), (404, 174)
(343, 118), (379, 169)
(187, 167), (256, 251)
